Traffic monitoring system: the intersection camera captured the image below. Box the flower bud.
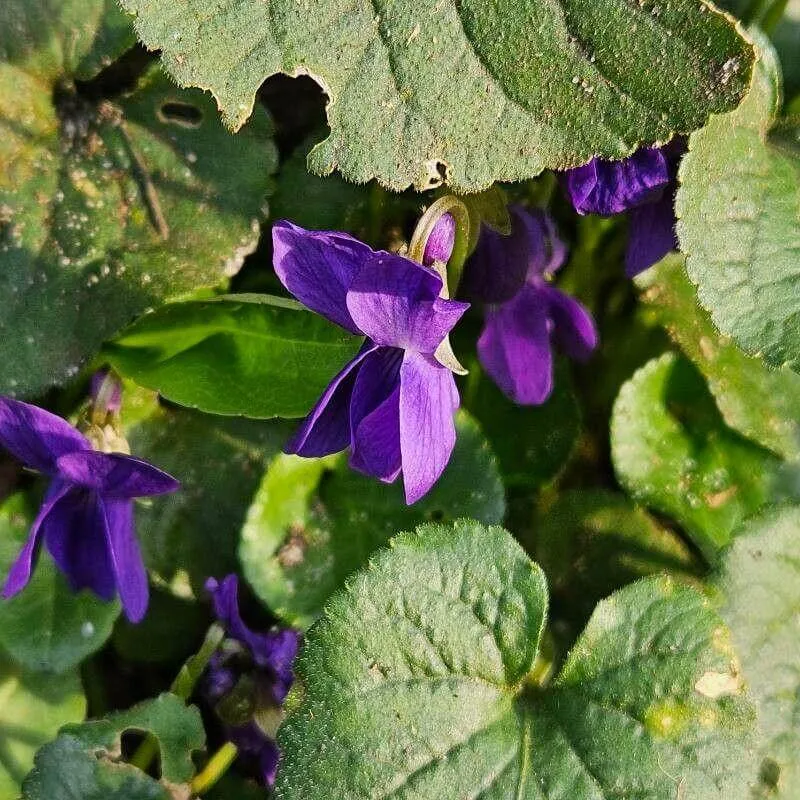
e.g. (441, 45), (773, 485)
(422, 212), (455, 266)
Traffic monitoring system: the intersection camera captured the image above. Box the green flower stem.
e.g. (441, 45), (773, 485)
(129, 623), (226, 774)
(408, 196), (471, 295)
(191, 741), (239, 795)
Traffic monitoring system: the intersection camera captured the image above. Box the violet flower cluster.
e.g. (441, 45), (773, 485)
(463, 207), (598, 405)
(0, 395), (178, 622)
(273, 220), (468, 504)
(564, 143), (684, 276)
(205, 574), (300, 787)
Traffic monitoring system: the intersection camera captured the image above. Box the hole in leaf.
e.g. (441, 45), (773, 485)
(157, 101), (203, 128)
(121, 730), (162, 779)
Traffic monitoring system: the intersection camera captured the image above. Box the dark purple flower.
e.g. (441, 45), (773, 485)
(272, 220), (469, 504)
(564, 144), (684, 276)
(205, 575), (301, 787)
(464, 207), (597, 405)
(0, 397), (179, 622)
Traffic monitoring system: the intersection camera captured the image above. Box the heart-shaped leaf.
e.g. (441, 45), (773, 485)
(239, 412), (505, 627)
(276, 520), (756, 799)
(120, 0), (753, 191)
(677, 36), (800, 372)
(717, 505), (800, 798)
(638, 256), (800, 460)
(611, 352), (781, 560)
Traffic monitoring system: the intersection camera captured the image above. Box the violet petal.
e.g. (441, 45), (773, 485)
(285, 342), (378, 457)
(541, 285), (599, 362)
(0, 397), (88, 474)
(349, 347), (403, 482)
(1, 479), (72, 599)
(398, 351), (459, 504)
(102, 497), (148, 622)
(43, 487), (116, 603)
(477, 285), (554, 406)
(56, 451), (180, 498)
(625, 191), (678, 277)
(272, 220), (371, 334)
(565, 148), (670, 215)
(346, 253), (468, 354)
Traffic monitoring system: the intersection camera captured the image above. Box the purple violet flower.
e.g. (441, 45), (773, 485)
(463, 207), (597, 405)
(272, 220), (469, 504)
(563, 144), (684, 276)
(0, 398), (179, 622)
(205, 575), (301, 787)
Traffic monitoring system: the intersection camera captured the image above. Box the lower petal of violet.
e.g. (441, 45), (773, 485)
(349, 347), (403, 482)
(540, 284), (599, 362)
(102, 497), (149, 622)
(477, 286), (554, 406)
(625, 191), (679, 276)
(285, 342), (376, 458)
(398, 351), (460, 505)
(1, 479), (72, 599)
(44, 487), (117, 603)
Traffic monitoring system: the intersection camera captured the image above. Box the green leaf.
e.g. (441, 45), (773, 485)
(0, 652), (85, 800)
(532, 488), (701, 622)
(0, 0), (135, 84)
(105, 295), (362, 419)
(716, 505), (800, 798)
(677, 36), (800, 372)
(611, 352), (782, 561)
(0, 494), (119, 673)
(463, 359), (580, 488)
(127, 406), (288, 596)
(121, 0), (753, 191)
(21, 693), (205, 799)
(638, 256), (800, 460)
(0, 49), (276, 397)
(240, 412), (505, 628)
(276, 521), (757, 799)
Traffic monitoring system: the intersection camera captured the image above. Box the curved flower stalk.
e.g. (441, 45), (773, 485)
(0, 388), (179, 622)
(563, 143), (685, 276)
(272, 217), (469, 504)
(463, 206), (597, 405)
(205, 575), (300, 787)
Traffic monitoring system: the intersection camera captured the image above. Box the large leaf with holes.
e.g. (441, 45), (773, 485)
(638, 256), (800, 460)
(21, 693), (204, 799)
(240, 412), (504, 628)
(0, 2), (276, 397)
(127, 406), (288, 597)
(677, 37), (800, 372)
(611, 353), (782, 561)
(276, 520), (756, 799)
(0, 652), (85, 800)
(105, 295), (362, 418)
(121, 0), (753, 191)
(717, 505), (800, 798)
(0, 493), (119, 673)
